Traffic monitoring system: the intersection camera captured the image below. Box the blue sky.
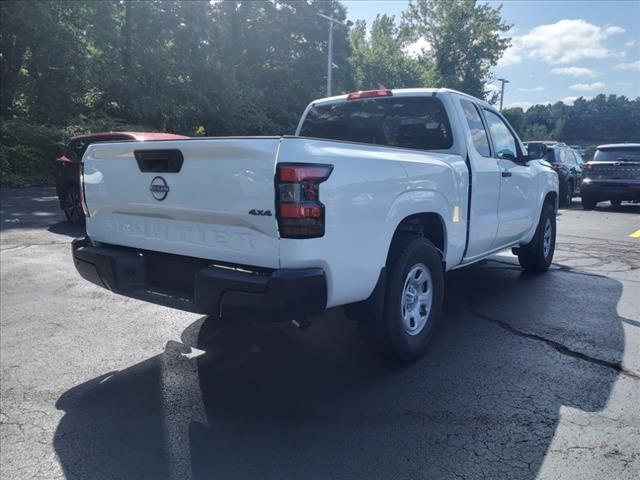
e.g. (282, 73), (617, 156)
(342, 1), (640, 109)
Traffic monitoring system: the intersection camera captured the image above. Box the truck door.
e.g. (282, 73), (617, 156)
(458, 99), (501, 258)
(482, 109), (535, 248)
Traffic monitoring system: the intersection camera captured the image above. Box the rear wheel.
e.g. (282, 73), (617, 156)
(358, 238), (444, 362)
(62, 187), (85, 225)
(581, 196), (597, 210)
(517, 202), (556, 272)
(560, 180), (574, 208)
(611, 200), (622, 208)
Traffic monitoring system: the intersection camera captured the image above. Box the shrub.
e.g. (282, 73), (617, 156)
(1, 116), (149, 187)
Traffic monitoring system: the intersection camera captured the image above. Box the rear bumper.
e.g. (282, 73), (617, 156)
(72, 238), (327, 321)
(580, 180), (640, 201)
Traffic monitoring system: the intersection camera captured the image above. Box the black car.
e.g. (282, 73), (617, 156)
(580, 144), (640, 210)
(526, 142), (584, 207)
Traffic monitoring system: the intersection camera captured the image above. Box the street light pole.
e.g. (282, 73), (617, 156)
(317, 13), (352, 97)
(497, 78), (510, 111)
(327, 20), (333, 97)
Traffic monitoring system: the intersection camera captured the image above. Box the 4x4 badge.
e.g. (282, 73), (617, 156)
(249, 209), (272, 216)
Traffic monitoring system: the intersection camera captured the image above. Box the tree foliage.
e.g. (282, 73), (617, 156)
(502, 95), (640, 144)
(2, 0), (635, 186)
(1, 0), (352, 136)
(403, 0), (511, 98)
(349, 15), (422, 90)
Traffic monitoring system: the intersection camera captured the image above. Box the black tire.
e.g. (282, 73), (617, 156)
(560, 180), (573, 208)
(517, 202), (556, 272)
(611, 200), (622, 208)
(62, 187), (85, 225)
(358, 238), (444, 362)
(581, 196), (597, 210)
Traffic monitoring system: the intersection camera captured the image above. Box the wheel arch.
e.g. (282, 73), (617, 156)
(386, 212), (447, 268)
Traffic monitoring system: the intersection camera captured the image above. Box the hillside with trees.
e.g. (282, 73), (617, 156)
(1, 0), (637, 186)
(502, 95), (640, 148)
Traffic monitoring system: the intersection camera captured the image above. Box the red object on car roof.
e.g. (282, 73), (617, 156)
(70, 131), (189, 141)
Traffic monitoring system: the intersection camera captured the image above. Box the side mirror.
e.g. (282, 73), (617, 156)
(526, 142), (547, 160)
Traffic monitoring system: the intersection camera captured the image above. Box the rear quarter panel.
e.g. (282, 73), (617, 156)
(277, 138), (468, 307)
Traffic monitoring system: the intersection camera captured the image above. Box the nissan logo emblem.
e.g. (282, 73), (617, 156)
(150, 176), (170, 201)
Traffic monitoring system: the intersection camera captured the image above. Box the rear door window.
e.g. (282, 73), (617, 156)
(460, 100), (491, 157)
(594, 146), (640, 162)
(64, 141), (79, 161)
(543, 148), (556, 163)
(300, 96), (453, 151)
(74, 138), (91, 160)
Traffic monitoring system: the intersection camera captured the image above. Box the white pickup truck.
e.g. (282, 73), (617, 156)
(73, 88), (558, 361)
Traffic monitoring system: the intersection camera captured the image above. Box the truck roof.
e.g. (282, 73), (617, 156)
(310, 88), (493, 109)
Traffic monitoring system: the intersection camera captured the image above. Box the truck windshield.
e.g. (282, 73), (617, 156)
(593, 146), (640, 162)
(300, 96), (453, 151)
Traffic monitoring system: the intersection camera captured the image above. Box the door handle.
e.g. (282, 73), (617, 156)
(501, 170), (512, 177)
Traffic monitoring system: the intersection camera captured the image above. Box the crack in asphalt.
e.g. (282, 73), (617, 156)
(468, 306), (640, 380)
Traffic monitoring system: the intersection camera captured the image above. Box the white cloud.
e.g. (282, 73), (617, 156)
(561, 96), (592, 105)
(518, 86), (545, 92)
(569, 82), (606, 91)
(562, 96), (579, 105)
(624, 40), (636, 48)
(503, 19), (625, 66)
(563, 96), (593, 105)
(485, 83), (501, 93)
(497, 43), (523, 67)
(551, 67), (598, 77)
(404, 37), (432, 59)
(604, 25), (625, 35)
(616, 81), (633, 87)
(506, 101), (534, 110)
(615, 60), (640, 71)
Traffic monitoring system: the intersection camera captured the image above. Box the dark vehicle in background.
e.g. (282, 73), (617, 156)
(525, 142), (584, 207)
(55, 131), (188, 223)
(581, 144), (640, 210)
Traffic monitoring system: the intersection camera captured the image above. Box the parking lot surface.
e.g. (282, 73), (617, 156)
(1, 187), (639, 480)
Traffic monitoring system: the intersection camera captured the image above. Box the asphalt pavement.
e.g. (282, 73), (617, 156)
(1, 187), (639, 480)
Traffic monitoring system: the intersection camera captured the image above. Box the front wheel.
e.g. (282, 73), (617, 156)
(358, 238), (444, 362)
(516, 202), (556, 272)
(611, 200), (622, 208)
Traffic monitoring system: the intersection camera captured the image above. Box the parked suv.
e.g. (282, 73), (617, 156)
(525, 142), (583, 208)
(581, 143), (640, 209)
(55, 131), (188, 224)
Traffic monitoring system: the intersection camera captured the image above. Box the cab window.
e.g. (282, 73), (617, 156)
(483, 110), (518, 161)
(460, 100), (491, 157)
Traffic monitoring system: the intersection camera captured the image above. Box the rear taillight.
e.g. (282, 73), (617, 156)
(79, 163), (90, 218)
(276, 163), (333, 238)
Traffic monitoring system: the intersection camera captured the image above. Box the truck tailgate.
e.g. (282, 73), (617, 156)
(83, 138), (281, 269)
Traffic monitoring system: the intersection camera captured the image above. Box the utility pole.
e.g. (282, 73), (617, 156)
(317, 13), (353, 97)
(497, 78), (510, 111)
(327, 20), (333, 97)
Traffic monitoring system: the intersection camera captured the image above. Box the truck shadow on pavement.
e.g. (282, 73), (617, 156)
(53, 261), (629, 480)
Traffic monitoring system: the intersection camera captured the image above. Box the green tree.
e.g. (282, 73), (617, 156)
(349, 15), (422, 90)
(402, 0), (511, 99)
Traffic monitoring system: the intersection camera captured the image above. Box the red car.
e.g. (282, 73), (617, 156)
(55, 131), (188, 224)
